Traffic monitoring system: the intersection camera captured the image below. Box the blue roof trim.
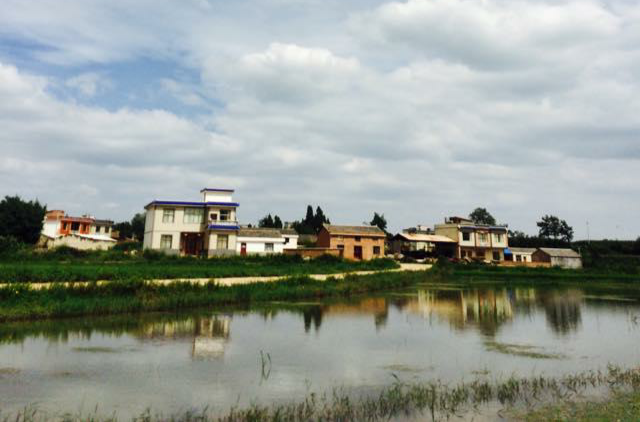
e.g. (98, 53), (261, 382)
(206, 202), (240, 206)
(208, 225), (240, 230)
(145, 201), (239, 208)
(201, 188), (235, 192)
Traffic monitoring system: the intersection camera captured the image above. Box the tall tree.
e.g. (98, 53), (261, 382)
(537, 214), (573, 243)
(304, 205), (314, 226)
(259, 214), (275, 228)
(131, 212), (146, 241)
(273, 215), (283, 229)
(370, 212), (388, 232)
(0, 196), (47, 244)
(313, 206), (329, 233)
(469, 208), (496, 225)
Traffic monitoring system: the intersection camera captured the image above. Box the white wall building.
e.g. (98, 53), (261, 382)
(235, 228), (300, 255)
(143, 188), (240, 257)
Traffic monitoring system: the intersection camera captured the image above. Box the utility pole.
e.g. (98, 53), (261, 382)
(586, 221), (590, 244)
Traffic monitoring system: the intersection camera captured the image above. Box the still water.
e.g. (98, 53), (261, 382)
(1, 283), (640, 417)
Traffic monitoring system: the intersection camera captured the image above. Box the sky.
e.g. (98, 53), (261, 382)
(1, 0), (639, 239)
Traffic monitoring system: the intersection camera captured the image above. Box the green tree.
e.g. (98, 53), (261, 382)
(259, 214), (275, 228)
(370, 212), (388, 232)
(291, 205), (330, 234)
(469, 207), (496, 225)
(131, 213), (146, 241)
(113, 221), (133, 240)
(273, 215), (283, 229)
(537, 214), (573, 243)
(313, 206), (329, 233)
(0, 195), (46, 244)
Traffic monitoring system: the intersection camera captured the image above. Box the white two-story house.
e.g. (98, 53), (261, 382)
(434, 216), (509, 261)
(143, 188), (240, 257)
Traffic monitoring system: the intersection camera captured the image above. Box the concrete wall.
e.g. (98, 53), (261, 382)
(551, 256), (583, 269)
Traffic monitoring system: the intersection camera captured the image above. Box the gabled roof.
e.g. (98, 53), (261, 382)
(395, 233), (456, 243)
(322, 224), (386, 237)
(537, 248), (581, 258)
(280, 228), (299, 236)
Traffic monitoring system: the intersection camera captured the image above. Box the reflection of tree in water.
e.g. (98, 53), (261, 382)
(303, 306), (324, 333)
(541, 290), (583, 335)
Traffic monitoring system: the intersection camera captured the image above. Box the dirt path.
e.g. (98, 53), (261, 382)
(1, 263), (430, 290)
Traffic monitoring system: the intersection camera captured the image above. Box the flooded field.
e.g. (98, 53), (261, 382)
(1, 283), (640, 418)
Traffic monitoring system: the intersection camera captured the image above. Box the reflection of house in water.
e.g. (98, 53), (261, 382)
(541, 290), (583, 335)
(407, 289), (519, 336)
(301, 298), (389, 332)
(136, 315), (231, 358)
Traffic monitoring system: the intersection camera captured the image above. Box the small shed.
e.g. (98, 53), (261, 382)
(532, 248), (582, 269)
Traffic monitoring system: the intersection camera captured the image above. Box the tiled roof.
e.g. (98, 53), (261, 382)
(323, 224), (386, 237)
(237, 228), (283, 238)
(395, 233), (456, 243)
(538, 248), (581, 258)
(509, 247), (537, 254)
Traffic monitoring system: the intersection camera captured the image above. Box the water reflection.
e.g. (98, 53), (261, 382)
(299, 287), (584, 337)
(136, 315), (232, 359)
(0, 287), (589, 353)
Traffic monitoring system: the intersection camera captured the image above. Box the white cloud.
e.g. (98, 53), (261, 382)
(65, 72), (112, 96)
(1, 0), (640, 239)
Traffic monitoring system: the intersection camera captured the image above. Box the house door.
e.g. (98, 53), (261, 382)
(354, 245), (363, 260)
(241, 243), (247, 256)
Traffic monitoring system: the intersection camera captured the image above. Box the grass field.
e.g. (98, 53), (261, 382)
(0, 269), (427, 321)
(0, 253), (398, 283)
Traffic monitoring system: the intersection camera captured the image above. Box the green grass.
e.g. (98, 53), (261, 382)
(518, 390), (640, 421)
(0, 270), (427, 321)
(0, 254), (398, 283)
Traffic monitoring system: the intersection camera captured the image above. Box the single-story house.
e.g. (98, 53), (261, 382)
(236, 228), (297, 255)
(317, 224), (386, 260)
(391, 232), (457, 257)
(532, 248), (582, 269)
(507, 247), (536, 263)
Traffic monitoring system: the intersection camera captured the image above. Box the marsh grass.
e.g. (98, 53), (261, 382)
(4, 365), (640, 421)
(484, 340), (568, 360)
(0, 270), (428, 321)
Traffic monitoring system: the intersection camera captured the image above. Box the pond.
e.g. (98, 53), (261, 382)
(1, 282), (640, 418)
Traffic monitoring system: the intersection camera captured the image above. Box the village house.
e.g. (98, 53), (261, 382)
(316, 224), (386, 260)
(434, 216), (509, 262)
(40, 210), (116, 250)
(143, 188), (240, 257)
(235, 227), (299, 255)
(508, 247), (536, 263)
(532, 248), (583, 269)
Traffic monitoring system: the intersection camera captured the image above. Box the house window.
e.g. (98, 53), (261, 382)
(478, 233), (488, 242)
(373, 246), (381, 255)
(516, 255), (522, 262)
(216, 234), (228, 250)
(71, 222), (80, 231)
(337, 244), (344, 250)
(493, 251), (500, 261)
(462, 232), (470, 241)
(355, 236), (361, 242)
(62, 222), (68, 231)
(160, 235), (172, 249)
(162, 208), (175, 223)
(284, 237), (289, 244)
(265, 243), (274, 252)
(494, 233), (503, 243)
(219, 209), (230, 221)
(184, 208), (204, 224)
